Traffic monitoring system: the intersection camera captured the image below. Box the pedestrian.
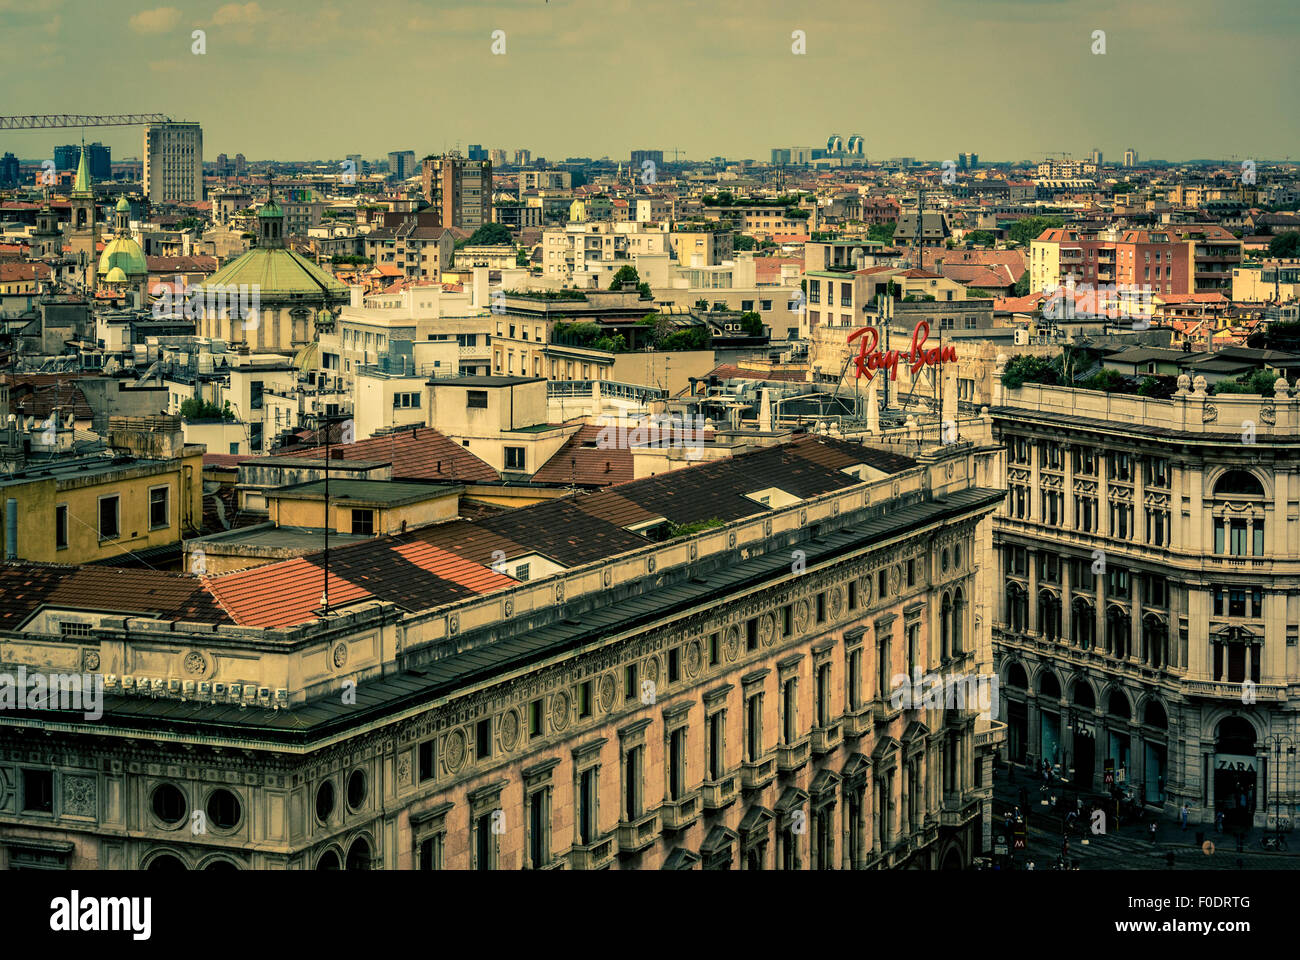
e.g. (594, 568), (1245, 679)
(1149, 821), (1158, 843)
(1027, 859), (1035, 870)
(1216, 810), (1224, 834)
(1181, 803), (1189, 831)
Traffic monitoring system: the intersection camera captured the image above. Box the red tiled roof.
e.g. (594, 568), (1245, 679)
(204, 558), (370, 628)
(0, 262), (51, 283)
(703, 364), (807, 383)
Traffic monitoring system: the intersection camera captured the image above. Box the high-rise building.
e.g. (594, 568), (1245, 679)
(0, 152), (18, 188)
(388, 150), (417, 181)
(1123, 149), (1138, 168)
(490, 149), (507, 167)
(143, 122), (204, 203)
(514, 149), (531, 167)
(55, 143), (110, 179)
(467, 144), (487, 162)
(1091, 148), (1103, 166)
(630, 149), (663, 169)
(421, 154), (493, 230)
(234, 153), (247, 178)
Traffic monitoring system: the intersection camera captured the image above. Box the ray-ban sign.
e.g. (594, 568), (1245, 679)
(848, 319), (957, 381)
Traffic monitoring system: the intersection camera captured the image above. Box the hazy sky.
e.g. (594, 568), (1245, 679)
(3, 0), (1297, 164)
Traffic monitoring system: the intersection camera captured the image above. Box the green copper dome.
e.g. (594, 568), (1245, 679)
(195, 246), (349, 301)
(259, 200), (283, 218)
(98, 236), (148, 278)
(115, 196), (131, 213)
(103, 266), (128, 284)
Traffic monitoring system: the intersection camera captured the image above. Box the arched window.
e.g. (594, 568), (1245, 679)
(1105, 605), (1129, 659)
(1142, 615), (1168, 669)
(1005, 583), (1028, 634)
(952, 588), (965, 655)
(1038, 590), (1061, 642)
(1143, 700), (1167, 729)
(1006, 662), (1029, 690)
(1213, 470), (1265, 497)
(1072, 680), (1095, 710)
(1039, 671), (1061, 700)
(1072, 598), (1095, 649)
(940, 593), (952, 660)
(1106, 690), (1130, 720)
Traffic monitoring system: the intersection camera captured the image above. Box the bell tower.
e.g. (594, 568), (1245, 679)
(68, 143), (98, 293)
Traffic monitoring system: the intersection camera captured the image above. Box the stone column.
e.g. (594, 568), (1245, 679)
(1130, 572), (1143, 662)
(1170, 461), (1184, 550)
(1098, 453), (1111, 538)
(1062, 559), (1074, 645)
(1064, 443), (1076, 531)
(1028, 549), (1039, 634)
(1271, 468), (1287, 555)
(1095, 566), (1106, 654)
(1134, 458), (1146, 544)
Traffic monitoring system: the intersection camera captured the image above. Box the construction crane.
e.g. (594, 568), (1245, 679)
(0, 114), (173, 130)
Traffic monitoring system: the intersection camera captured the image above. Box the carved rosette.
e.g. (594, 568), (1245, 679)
(333, 644), (348, 669)
(889, 566), (901, 594)
(763, 519), (772, 536)
(794, 599), (810, 633)
(449, 614), (460, 636)
(1261, 405), (1277, 426)
(445, 729), (467, 772)
(1202, 404), (1219, 423)
(397, 754), (412, 786)
(759, 613), (775, 646)
(83, 650), (101, 672)
(800, 509), (808, 525)
(555, 581), (566, 603)
(686, 641), (701, 677)
(728, 532), (737, 548)
(504, 597), (514, 617)
(181, 650), (207, 678)
(551, 691), (570, 730)
(62, 775), (95, 818)
(830, 586), (844, 618)
(648, 557), (657, 574)
(500, 709), (521, 750)
(688, 542), (698, 561)
(725, 626), (740, 661)
(859, 575), (873, 604)
(603, 570), (612, 587)
(598, 674), (616, 713)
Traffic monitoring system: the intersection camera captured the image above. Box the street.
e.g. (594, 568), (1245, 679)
(986, 762), (1300, 870)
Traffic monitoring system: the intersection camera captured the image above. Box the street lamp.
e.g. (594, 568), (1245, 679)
(1266, 734), (1296, 838)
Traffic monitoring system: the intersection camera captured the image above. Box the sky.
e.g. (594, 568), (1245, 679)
(3, 0), (1298, 165)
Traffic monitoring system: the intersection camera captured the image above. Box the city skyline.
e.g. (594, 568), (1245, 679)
(3, 0), (1298, 163)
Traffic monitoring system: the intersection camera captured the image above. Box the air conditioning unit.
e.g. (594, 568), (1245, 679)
(198, 682), (212, 698)
(227, 683), (242, 700)
(1014, 328), (1029, 346)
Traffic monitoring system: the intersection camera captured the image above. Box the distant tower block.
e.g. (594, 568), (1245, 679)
(827, 134), (843, 154)
(847, 135), (864, 157)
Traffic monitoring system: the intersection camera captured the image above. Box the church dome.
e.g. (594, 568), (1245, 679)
(259, 200), (283, 219)
(115, 196), (131, 213)
(104, 266), (128, 284)
(98, 236), (148, 278)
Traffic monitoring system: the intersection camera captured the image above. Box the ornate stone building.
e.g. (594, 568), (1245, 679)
(0, 438), (1001, 869)
(990, 370), (1300, 830)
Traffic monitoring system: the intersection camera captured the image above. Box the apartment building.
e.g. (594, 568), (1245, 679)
(1030, 227), (1241, 298)
(541, 221), (672, 285)
(363, 211), (456, 282)
(0, 417), (203, 566)
(990, 372), (1300, 829)
(143, 122), (204, 204)
(1233, 259), (1300, 304)
(520, 170), (572, 191)
(422, 155), (492, 230)
(0, 437), (1001, 870)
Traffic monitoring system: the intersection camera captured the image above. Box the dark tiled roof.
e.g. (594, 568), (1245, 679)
(278, 427), (498, 483)
(532, 424), (634, 486)
(0, 564), (231, 630)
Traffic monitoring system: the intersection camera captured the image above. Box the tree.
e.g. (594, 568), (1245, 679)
(733, 233), (756, 251)
(1213, 369), (1280, 396)
(1008, 216), (1064, 246)
(1249, 319), (1300, 352)
(609, 265), (650, 297)
(965, 230), (996, 247)
(867, 222), (897, 244)
(738, 311), (764, 337)
(593, 333), (627, 353)
(467, 222), (514, 246)
(1268, 232), (1300, 258)
(1001, 355), (1060, 389)
(1013, 271), (1030, 297)
(180, 397), (233, 421)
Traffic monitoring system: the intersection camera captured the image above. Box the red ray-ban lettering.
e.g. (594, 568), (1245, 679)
(848, 320), (957, 381)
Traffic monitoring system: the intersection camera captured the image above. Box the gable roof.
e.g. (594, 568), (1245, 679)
(278, 426), (499, 483)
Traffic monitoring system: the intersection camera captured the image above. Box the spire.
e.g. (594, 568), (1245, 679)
(72, 142), (92, 196)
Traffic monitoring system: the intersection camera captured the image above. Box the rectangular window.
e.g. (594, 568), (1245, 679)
(816, 593), (827, 623)
(816, 663), (831, 727)
(624, 664), (638, 703)
(149, 486), (170, 529)
(578, 767), (598, 844)
(22, 769), (53, 814)
(625, 745), (644, 819)
(906, 560), (915, 587)
(55, 504), (68, 549)
(782, 605), (793, 637)
(1254, 523), (1265, 556)
(249, 380), (264, 411)
(467, 390), (489, 409)
(475, 812), (496, 870)
(667, 648), (680, 683)
(515, 562), (530, 582)
(668, 728), (687, 800)
(848, 580), (858, 611)
(351, 509), (375, 535)
(528, 788), (550, 868)
(746, 618), (759, 651)
(707, 711), (724, 781)
(476, 718), (492, 759)
(419, 834), (444, 870)
(529, 698), (544, 737)
(878, 570), (887, 597)
(579, 681), (593, 718)
(709, 633), (720, 667)
(418, 740), (436, 782)
(781, 679), (797, 744)
(848, 648), (862, 712)
(98, 495), (120, 540)
(745, 693), (762, 761)
(504, 447), (525, 470)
